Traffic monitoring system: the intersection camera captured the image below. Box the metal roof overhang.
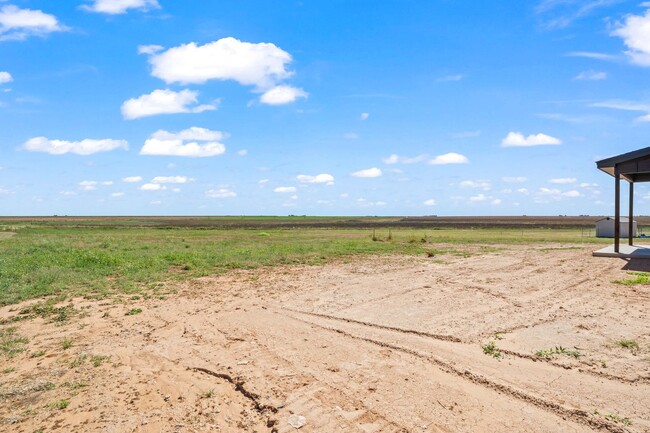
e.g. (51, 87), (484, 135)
(597, 146), (650, 182)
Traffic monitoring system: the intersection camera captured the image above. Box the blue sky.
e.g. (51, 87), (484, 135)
(1, 0), (650, 216)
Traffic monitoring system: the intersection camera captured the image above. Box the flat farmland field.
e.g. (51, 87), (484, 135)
(0, 217), (648, 433)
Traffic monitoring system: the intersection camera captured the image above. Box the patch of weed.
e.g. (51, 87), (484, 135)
(125, 308), (142, 316)
(62, 338), (73, 350)
(618, 339), (639, 351)
(482, 341), (502, 359)
(604, 413), (633, 426)
(0, 327), (28, 357)
(202, 388), (215, 399)
(535, 346), (583, 360)
(64, 381), (88, 389)
(19, 301), (79, 324)
(2, 367), (16, 374)
(48, 399), (70, 410)
(91, 354), (108, 367)
(30, 350), (46, 358)
(69, 353), (87, 368)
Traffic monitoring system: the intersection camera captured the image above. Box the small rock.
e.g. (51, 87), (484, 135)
(237, 360), (249, 365)
(288, 414), (306, 429)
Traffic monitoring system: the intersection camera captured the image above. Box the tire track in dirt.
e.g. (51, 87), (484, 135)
(285, 313), (632, 433)
(283, 308), (462, 343)
(285, 308), (648, 386)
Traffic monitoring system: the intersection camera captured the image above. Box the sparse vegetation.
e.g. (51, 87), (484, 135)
(618, 339), (640, 351)
(18, 301), (79, 323)
(91, 354), (108, 367)
(202, 388), (215, 398)
(62, 338), (73, 350)
(0, 327), (28, 357)
(613, 271), (650, 286)
(48, 399), (70, 410)
(482, 341), (502, 359)
(125, 308), (142, 316)
(535, 346), (583, 360)
(603, 412), (633, 426)
(69, 353), (87, 367)
(30, 350), (46, 358)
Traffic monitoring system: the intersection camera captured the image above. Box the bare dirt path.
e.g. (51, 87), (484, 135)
(1, 245), (649, 432)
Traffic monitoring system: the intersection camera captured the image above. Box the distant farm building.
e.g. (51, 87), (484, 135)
(596, 217), (637, 238)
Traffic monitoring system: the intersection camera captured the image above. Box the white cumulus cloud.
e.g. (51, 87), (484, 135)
(423, 199), (437, 206)
(206, 188), (237, 198)
(501, 132), (561, 147)
(260, 85), (307, 105)
(23, 137), (128, 155)
(612, 9), (650, 66)
(360, 112), (369, 121)
(140, 127), (227, 157)
(140, 183), (162, 191)
(274, 186), (297, 193)
(121, 89), (216, 120)
(146, 37), (294, 88)
(428, 152), (469, 165)
(297, 173), (334, 184)
(122, 176), (142, 183)
(0, 71), (12, 84)
(0, 5), (67, 41)
(81, 0), (160, 14)
(351, 167), (382, 178)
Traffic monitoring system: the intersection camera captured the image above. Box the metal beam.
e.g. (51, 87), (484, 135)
(629, 181), (634, 246)
(615, 164), (620, 253)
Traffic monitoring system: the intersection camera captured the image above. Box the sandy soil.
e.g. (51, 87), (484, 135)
(1, 244), (649, 432)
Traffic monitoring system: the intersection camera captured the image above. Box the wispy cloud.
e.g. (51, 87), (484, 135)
(535, 0), (623, 29)
(590, 99), (650, 121)
(574, 70), (607, 80)
(436, 74), (464, 82)
(565, 51), (618, 61)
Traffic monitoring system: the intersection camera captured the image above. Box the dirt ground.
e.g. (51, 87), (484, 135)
(1, 244), (649, 433)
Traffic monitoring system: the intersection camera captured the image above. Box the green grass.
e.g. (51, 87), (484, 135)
(125, 308), (142, 316)
(0, 222), (608, 306)
(613, 271), (650, 285)
(62, 338), (73, 350)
